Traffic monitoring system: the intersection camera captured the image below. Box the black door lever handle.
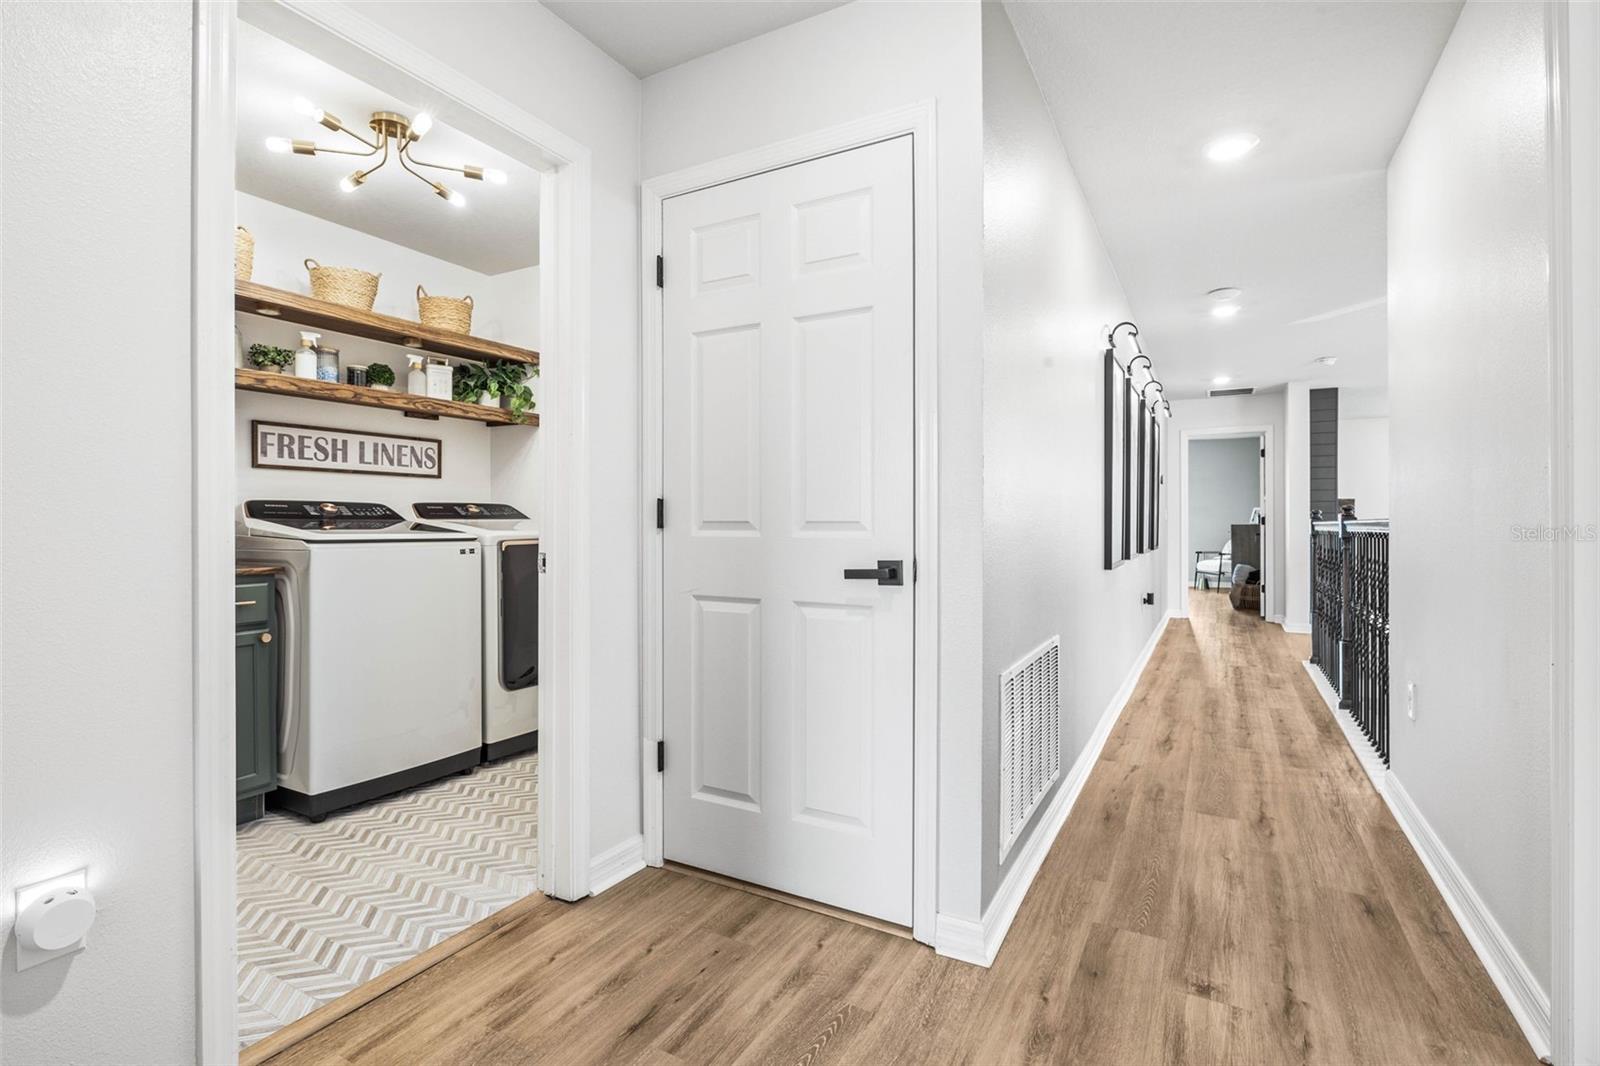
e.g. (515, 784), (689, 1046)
(843, 560), (904, 586)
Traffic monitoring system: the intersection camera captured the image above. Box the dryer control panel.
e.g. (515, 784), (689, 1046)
(414, 502), (528, 520)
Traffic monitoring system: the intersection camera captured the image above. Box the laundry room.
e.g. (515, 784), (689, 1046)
(228, 19), (544, 1053)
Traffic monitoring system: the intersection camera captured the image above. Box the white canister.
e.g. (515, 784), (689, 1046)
(425, 359), (453, 400)
(407, 354), (427, 396)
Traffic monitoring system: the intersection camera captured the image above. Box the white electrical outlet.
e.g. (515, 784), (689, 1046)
(1406, 682), (1417, 721)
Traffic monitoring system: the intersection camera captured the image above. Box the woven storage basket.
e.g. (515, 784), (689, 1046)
(234, 227), (255, 281)
(416, 284), (474, 334)
(304, 258), (380, 310)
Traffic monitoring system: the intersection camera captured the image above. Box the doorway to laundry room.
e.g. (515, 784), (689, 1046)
(224, 14), (548, 1056)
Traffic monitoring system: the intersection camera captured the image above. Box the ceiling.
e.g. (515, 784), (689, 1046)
(236, 22), (539, 275)
(1004, 1), (1463, 400)
(541, 0), (847, 77)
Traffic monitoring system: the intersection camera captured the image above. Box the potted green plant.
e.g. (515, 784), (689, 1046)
(489, 361), (539, 423)
(452, 362), (494, 405)
(365, 361), (396, 392)
(247, 343), (294, 374)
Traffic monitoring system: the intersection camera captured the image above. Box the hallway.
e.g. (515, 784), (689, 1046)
(262, 592), (1532, 1066)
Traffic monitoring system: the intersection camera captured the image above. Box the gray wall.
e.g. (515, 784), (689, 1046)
(1187, 437), (1261, 562)
(980, 5), (1168, 912)
(1388, 0), (1551, 994)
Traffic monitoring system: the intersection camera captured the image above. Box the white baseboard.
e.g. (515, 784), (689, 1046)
(588, 833), (646, 896)
(936, 612), (1173, 967)
(1382, 773), (1551, 1060)
(1301, 661), (1386, 794)
(1282, 619), (1311, 634)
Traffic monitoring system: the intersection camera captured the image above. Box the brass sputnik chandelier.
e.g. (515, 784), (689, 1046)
(266, 98), (506, 208)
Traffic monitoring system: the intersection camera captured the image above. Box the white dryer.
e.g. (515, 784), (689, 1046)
(413, 502), (539, 761)
(237, 500), (482, 820)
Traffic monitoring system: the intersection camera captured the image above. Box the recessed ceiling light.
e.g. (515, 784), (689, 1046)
(1212, 375), (1233, 386)
(1205, 133), (1260, 163)
(1208, 287), (1242, 301)
(1315, 356), (1339, 366)
(1210, 304), (1241, 319)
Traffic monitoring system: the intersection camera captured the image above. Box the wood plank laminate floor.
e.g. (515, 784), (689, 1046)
(265, 592), (1534, 1065)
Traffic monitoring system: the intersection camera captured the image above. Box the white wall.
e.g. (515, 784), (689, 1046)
(235, 193), (539, 518)
(979, 4), (1168, 910)
(1, 2), (198, 1061)
(1167, 392), (1288, 620)
(1388, 0), (1551, 997)
(361, 0), (645, 860)
(642, 0), (988, 921)
(1337, 415), (1390, 520)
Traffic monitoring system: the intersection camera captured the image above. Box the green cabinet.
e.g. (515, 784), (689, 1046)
(236, 576), (279, 823)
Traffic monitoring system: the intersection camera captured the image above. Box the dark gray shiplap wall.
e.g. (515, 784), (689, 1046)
(1310, 387), (1339, 518)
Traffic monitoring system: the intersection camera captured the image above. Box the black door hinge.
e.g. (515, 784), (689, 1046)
(656, 740), (665, 773)
(1260, 447), (1266, 458)
(656, 497), (665, 529)
(913, 557), (919, 583)
(655, 255), (664, 289)
(1259, 514), (1266, 526)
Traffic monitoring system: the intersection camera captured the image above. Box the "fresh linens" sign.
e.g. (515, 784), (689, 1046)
(251, 420), (443, 479)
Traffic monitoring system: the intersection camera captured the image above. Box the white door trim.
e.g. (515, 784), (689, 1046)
(193, 3), (594, 1058)
(1176, 425), (1276, 622)
(1547, 2), (1599, 1062)
(640, 102), (940, 945)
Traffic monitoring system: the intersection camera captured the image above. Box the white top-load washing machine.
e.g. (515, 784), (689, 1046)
(237, 500), (482, 820)
(412, 503), (539, 761)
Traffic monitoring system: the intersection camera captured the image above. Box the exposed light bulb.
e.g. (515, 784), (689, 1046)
(411, 111), (434, 139)
(265, 136), (292, 154)
(1204, 133), (1260, 163)
(340, 170), (366, 193)
(1210, 304), (1241, 319)
(446, 188), (466, 207)
(483, 167), (508, 185)
(291, 96), (324, 123)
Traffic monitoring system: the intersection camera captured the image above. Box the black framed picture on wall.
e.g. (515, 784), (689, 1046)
(1135, 393), (1148, 554)
(1104, 349), (1128, 570)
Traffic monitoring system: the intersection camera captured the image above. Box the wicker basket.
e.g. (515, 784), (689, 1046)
(416, 285), (474, 334)
(304, 258), (380, 310)
(234, 227), (255, 281)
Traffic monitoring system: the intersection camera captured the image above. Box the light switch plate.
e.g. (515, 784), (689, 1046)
(14, 868), (90, 971)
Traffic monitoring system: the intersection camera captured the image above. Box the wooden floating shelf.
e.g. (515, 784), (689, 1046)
(235, 369), (538, 428)
(235, 280), (540, 367)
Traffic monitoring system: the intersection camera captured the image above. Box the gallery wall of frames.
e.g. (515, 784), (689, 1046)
(1103, 323), (1168, 571)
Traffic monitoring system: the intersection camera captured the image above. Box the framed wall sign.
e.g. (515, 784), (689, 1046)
(251, 420), (443, 478)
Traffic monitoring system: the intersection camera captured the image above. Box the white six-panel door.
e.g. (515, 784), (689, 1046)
(660, 136), (915, 924)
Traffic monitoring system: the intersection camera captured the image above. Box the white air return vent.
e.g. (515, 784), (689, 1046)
(998, 635), (1062, 862)
(1208, 386), (1255, 398)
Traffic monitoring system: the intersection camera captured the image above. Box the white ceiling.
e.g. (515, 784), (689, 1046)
(541, 0), (847, 77)
(1004, 1), (1463, 400)
(236, 22), (540, 275)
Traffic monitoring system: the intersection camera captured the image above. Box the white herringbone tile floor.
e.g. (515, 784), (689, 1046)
(236, 753), (538, 1049)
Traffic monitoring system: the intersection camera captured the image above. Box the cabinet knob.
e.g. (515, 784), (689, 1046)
(259, 632), (272, 644)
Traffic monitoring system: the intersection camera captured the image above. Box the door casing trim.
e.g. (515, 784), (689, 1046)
(639, 102), (940, 945)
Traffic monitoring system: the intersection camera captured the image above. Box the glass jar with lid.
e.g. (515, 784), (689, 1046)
(316, 346), (340, 383)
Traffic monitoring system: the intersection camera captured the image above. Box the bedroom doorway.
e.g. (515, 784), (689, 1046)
(1180, 427), (1271, 619)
